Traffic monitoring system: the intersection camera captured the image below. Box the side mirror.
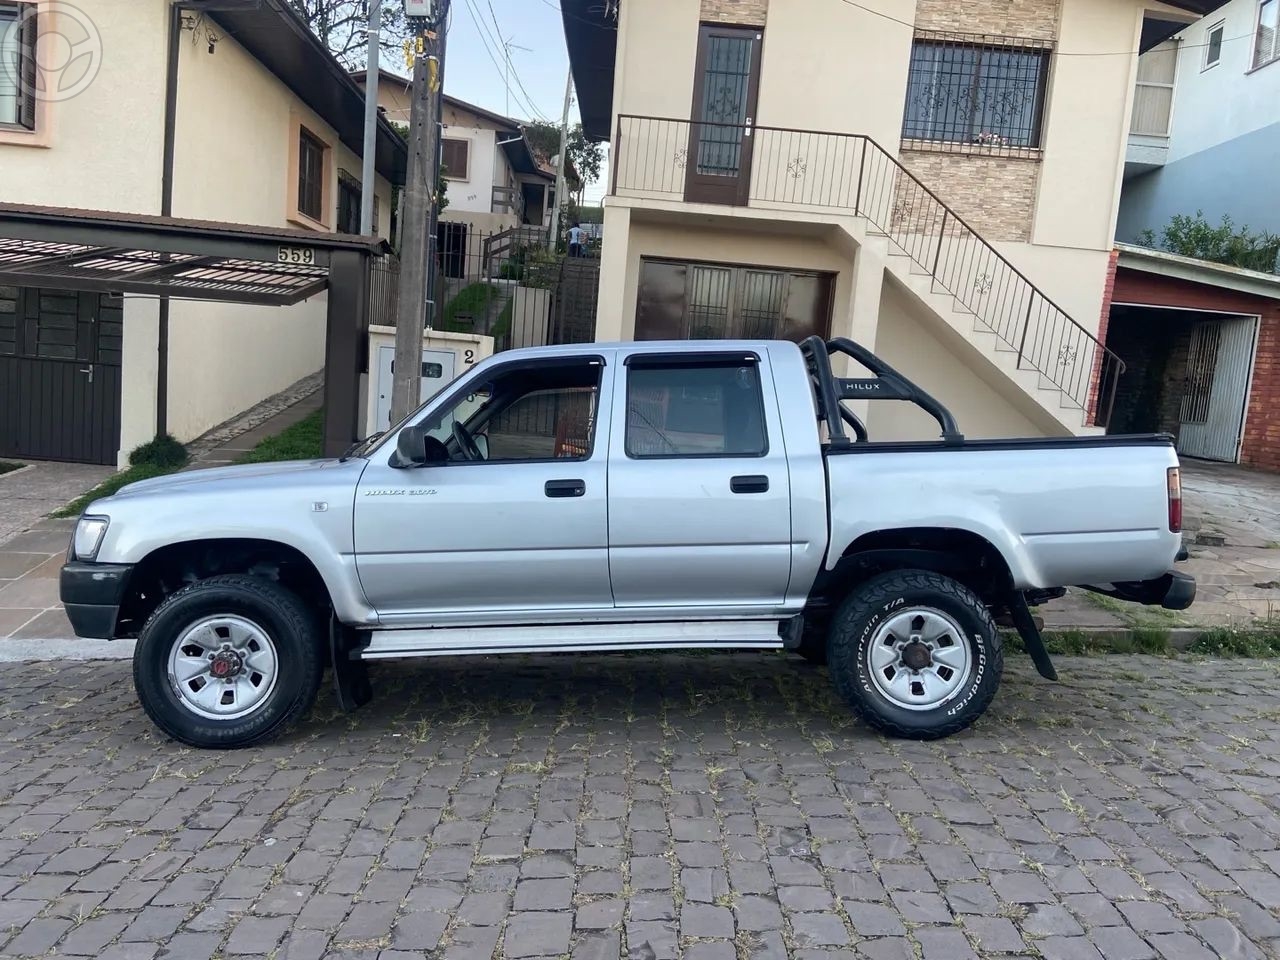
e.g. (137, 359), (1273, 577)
(393, 426), (449, 467)
(474, 434), (489, 460)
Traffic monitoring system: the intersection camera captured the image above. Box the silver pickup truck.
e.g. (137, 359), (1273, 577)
(60, 337), (1193, 748)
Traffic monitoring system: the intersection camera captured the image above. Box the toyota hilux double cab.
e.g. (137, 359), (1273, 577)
(60, 337), (1194, 748)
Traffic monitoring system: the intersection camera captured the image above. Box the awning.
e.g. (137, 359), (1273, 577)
(0, 203), (387, 306)
(0, 202), (390, 456)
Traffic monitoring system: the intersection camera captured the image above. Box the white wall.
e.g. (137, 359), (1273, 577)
(1166, 0), (1280, 162)
(443, 126), (497, 214)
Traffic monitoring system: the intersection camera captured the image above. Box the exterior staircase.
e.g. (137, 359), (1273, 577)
(611, 118), (1125, 435)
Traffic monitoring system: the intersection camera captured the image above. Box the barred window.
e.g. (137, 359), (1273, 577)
(903, 34), (1051, 149)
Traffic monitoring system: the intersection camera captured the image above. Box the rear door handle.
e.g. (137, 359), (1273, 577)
(545, 479), (586, 498)
(730, 475), (769, 494)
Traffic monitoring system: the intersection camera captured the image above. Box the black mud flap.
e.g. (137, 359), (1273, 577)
(1008, 591), (1058, 681)
(329, 616), (372, 712)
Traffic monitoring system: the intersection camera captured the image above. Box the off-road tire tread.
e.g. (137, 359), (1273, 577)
(827, 569), (1003, 740)
(134, 574), (323, 749)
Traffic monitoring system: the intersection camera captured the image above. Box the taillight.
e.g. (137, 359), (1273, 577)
(1167, 466), (1182, 533)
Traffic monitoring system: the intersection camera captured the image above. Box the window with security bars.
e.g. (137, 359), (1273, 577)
(903, 34), (1051, 148)
(0, 2), (37, 130)
(1256, 0), (1279, 70)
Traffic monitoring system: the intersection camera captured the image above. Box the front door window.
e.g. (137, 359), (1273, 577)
(420, 359), (602, 463)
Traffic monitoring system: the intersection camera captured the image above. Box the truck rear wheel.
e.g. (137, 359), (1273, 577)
(133, 575), (323, 749)
(827, 569), (1002, 739)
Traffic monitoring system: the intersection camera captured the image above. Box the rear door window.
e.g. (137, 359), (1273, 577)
(624, 359), (767, 458)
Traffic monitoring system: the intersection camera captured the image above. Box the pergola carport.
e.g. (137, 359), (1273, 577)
(0, 203), (388, 460)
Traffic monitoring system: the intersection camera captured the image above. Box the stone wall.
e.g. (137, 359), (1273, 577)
(914, 0), (1061, 41)
(898, 150), (1040, 242)
(701, 0), (767, 26)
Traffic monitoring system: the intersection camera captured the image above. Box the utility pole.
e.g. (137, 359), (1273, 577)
(359, 0), (381, 235)
(547, 69), (573, 251)
(391, 0), (449, 425)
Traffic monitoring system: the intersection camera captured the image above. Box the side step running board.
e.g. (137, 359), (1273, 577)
(358, 620), (786, 660)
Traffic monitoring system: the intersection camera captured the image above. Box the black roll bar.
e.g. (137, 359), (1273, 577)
(798, 335), (963, 445)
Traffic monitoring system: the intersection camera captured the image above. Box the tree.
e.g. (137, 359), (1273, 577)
(286, 1), (412, 68)
(1137, 211), (1280, 275)
(523, 121), (604, 206)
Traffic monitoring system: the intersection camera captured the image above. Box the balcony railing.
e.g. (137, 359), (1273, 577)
(610, 115), (1124, 427)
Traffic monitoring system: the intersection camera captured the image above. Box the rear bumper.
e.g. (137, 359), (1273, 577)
(59, 562), (132, 639)
(1083, 570), (1196, 611)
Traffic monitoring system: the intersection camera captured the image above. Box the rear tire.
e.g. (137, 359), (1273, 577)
(827, 569), (1002, 739)
(133, 575), (323, 749)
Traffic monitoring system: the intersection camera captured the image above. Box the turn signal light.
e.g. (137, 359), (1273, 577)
(1168, 466), (1182, 533)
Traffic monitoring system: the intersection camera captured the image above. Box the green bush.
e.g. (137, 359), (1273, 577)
(1137, 211), (1280, 274)
(128, 433), (189, 470)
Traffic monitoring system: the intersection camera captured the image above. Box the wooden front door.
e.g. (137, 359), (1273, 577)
(0, 287), (123, 465)
(684, 25), (763, 206)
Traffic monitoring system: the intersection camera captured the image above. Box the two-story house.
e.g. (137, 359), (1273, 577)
(1118, 0), (1280, 240)
(1, 0), (405, 467)
(563, 0), (1226, 440)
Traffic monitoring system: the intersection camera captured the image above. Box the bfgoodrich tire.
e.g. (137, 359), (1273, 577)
(828, 569), (1002, 739)
(133, 575), (323, 749)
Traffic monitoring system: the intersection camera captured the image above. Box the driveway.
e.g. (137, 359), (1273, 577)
(0, 653), (1277, 959)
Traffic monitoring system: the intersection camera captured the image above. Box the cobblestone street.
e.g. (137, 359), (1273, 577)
(1, 654), (1279, 960)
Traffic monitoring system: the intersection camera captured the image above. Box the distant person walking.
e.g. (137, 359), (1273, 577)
(568, 222), (584, 258)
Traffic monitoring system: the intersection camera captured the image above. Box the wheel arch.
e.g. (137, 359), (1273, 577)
(814, 526), (1016, 613)
(115, 538), (335, 638)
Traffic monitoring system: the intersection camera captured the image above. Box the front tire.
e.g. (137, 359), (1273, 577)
(828, 570), (1002, 739)
(133, 575), (323, 749)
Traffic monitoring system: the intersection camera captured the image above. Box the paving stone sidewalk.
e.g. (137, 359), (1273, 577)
(0, 653), (1278, 959)
(0, 384), (321, 648)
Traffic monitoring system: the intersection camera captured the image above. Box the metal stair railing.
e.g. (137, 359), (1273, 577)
(612, 115), (1125, 427)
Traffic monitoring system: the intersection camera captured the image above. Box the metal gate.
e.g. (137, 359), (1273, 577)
(1177, 316), (1258, 462)
(0, 286), (123, 465)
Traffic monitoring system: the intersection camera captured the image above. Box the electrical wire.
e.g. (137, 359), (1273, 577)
(834, 0), (1261, 58)
(458, 0), (549, 120)
(485, 0), (553, 122)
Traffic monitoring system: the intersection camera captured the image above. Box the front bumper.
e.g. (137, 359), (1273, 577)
(59, 562), (133, 639)
(1083, 570), (1196, 611)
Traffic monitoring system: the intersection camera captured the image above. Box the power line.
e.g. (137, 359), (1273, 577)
(458, 0), (548, 120)
(485, 0), (549, 121)
(834, 0), (1260, 57)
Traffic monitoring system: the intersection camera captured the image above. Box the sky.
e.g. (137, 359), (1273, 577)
(391, 0), (609, 202)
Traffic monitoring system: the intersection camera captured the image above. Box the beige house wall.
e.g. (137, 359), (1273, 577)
(0, 0), (168, 211)
(599, 214), (856, 344)
(1, 1), (398, 463)
(869, 281), (1050, 440)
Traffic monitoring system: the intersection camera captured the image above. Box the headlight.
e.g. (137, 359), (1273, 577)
(72, 516), (109, 561)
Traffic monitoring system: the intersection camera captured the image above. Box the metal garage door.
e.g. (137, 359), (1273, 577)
(1177, 316), (1258, 462)
(0, 286), (123, 464)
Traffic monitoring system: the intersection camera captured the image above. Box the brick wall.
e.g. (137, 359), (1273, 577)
(1111, 267), (1280, 471)
(1088, 248), (1119, 424)
(915, 0), (1061, 41)
(701, 0), (767, 25)
(898, 150), (1040, 242)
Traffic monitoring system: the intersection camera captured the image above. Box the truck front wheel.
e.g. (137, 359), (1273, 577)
(133, 575), (324, 749)
(827, 570), (1002, 739)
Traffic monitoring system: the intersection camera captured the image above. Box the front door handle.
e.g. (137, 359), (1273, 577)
(545, 479), (586, 498)
(730, 475), (769, 494)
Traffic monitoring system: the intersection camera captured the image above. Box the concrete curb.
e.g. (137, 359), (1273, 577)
(0, 639), (135, 662)
(1040, 627), (1204, 651)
